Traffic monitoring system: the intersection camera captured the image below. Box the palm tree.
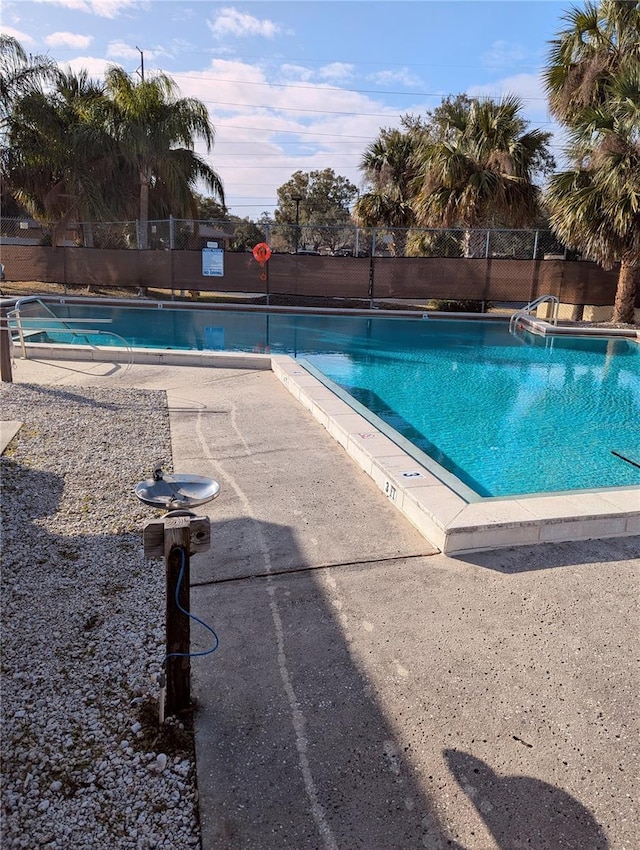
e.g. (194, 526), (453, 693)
(354, 128), (420, 256)
(546, 68), (639, 323)
(103, 67), (224, 249)
(545, 0), (640, 120)
(3, 69), (116, 245)
(544, 0), (640, 324)
(0, 35), (57, 131)
(1, 35), (60, 225)
(412, 96), (553, 255)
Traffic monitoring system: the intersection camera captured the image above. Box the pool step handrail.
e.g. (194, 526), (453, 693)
(509, 294), (559, 333)
(8, 296), (66, 356)
(7, 300), (133, 369)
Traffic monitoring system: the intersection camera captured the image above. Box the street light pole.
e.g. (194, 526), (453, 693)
(292, 195), (302, 253)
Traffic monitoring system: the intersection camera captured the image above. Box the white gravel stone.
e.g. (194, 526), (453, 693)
(0, 383), (201, 849)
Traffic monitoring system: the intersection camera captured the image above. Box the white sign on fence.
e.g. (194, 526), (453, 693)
(202, 247), (224, 277)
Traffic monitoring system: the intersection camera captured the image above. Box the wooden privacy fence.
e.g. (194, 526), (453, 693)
(0, 244), (629, 307)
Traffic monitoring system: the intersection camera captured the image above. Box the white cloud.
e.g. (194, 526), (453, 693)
(62, 54), (111, 77)
(318, 63), (354, 82)
(106, 40), (170, 62)
(207, 7), (283, 40)
(279, 64), (314, 83)
(34, 0), (142, 18)
(482, 40), (531, 69)
(107, 41), (144, 60)
(274, 62), (354, 86)
(467, 72), (550, 122)
(45, 31), (93, 49)
(367, 68), (423, 88)
(170, 6), (196, 22)
(0, 26), (36, 46)
(173, 58), (426, 215)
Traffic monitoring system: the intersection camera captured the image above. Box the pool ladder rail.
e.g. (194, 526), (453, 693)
(6, 296), (133, 369)
(509, 295), (559, 336)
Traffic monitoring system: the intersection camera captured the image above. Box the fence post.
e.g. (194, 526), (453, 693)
(164, 525), (192, 716)
(368, 230), (376, 307)
(135, 220), (141, 250)
(169, 215), (175, 250)
(532, 230), (539, 260)
(0, 305), (13, 383)
(354, 226), (359, 258)
(485, 230), (491, 259)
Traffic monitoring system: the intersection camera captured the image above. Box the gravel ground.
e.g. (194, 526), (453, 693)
(0, 382), (202, 849)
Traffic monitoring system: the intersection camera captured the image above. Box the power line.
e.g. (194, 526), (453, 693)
(168, 71), (551, 103)
(201, 99), (406, 118)
(214, 122), (379, 139)
(198, 94), (558, 124)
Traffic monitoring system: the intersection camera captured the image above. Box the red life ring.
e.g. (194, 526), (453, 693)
(252, 243), (272, 265)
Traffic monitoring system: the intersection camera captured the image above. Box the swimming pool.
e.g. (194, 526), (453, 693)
(15, 300), (640, 499)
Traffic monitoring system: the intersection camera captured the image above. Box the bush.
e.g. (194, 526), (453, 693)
(431, 299), (488, 313)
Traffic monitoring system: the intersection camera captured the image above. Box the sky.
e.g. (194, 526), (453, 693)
(2, 0), (572, 219)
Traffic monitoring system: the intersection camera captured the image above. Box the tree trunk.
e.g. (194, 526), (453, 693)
(462, 229), (487, 258)
(82, 221), (94, 248)
(139, 171), (150, 250)
(612, 259), (639, 324)
(392, 228), (407, 258)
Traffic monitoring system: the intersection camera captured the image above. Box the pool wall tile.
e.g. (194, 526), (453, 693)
(22, 343), (273, 370)
(370, 456), (420, 493)
(407, 486), (468, 526)
(520, 493), (632, 522)
(326, 413), (373, 449)
(599, 489), (640, 511)
(539, 516), (627, 543)
(625, 514), (640, 533)
(310, 404), (330, 429)
(296, 389), (315, 414)
(345, 438), (375, 476)
(445, 524), (543, 553)
(398, 492), (448, 551)
(370, 454), (443, 488)
(447, 501), (538, 530)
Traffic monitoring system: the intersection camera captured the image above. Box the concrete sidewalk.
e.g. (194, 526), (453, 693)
(9, 357), (639, 850)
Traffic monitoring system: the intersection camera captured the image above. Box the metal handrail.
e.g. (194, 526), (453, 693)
(7, 296), (60, 355)
(509, 294), (559, 333)
(6, 303), (133, 371)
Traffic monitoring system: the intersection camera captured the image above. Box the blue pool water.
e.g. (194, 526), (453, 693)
(24, 303), (640, 497)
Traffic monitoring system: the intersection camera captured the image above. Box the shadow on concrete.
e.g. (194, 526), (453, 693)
(444, 750), (609, 850)
(454, 535), (640, 573)
(191, 516), (619, 849)
(191, 517), (455, 849)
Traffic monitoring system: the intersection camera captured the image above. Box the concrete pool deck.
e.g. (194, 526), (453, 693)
(9, 342), (640, 554)
(5, 354), (639, 849)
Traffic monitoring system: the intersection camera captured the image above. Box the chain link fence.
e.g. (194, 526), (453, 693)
(3, 217), (619, 311)
(1, 217), (571, 259)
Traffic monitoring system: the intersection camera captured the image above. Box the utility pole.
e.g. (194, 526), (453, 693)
(292, 195), (302, 253)
(136, 47), (144, 82)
